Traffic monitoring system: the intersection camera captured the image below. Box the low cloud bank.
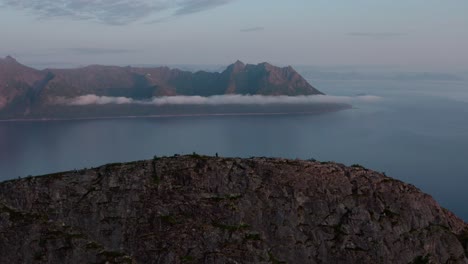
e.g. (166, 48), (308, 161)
(55, 95), (134, 105)
(55, 94), (382, 106)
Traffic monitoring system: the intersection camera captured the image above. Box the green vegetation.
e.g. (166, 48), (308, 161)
(0, 203), (47, 222)
(122, 256), (133, 264)
(382, 208), (399, 218)
(106, 162), (123, 167)
(268, 252), (287, 264)
(33, 251), (45, 261)
(152, 175), (161, 185)
(181, 255), (195, 262)
(412, 255), (430, 264)
(332, 223), (347, 236)
(208, 194), (242, 202)
(42, 171), (66, 179)
(85, 241), (103, 250)
(227, 194), (242, 200)
(98, 250), (126, 258)
(245, 233), (261, 241)
(457, 229), (468, 248)
(0, 203), (25, 222)
(38, 238), (47, 247)
(151, 163), (161, 185)
(351, 164), (365, 169)
(213, 222), (250, 232)
(65, 233), (86, 239)
(209, 196), (225, 202)
(190, 152), (209, 160)
(160, 215), (180, 225)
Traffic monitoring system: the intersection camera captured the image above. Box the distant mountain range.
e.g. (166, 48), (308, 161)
(0, 56), (344, 120)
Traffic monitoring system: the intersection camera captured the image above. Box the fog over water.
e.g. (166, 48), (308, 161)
(55, 94), (381, 106)
(1, 68), (468, 220)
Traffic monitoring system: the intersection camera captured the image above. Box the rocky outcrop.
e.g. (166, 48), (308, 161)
(2, 155), (465, 263)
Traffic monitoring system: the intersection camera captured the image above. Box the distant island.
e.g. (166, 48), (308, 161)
(0, 56), (349, 120)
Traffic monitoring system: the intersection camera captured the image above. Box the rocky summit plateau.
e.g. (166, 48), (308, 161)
(0, 155), (466, 263)
(0, 57), (348, 120)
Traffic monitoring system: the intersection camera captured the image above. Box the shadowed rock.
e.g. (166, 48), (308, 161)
(1, 155), (466, 263)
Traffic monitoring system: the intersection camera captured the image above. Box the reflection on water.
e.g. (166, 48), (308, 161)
(1, 79), (468, 220)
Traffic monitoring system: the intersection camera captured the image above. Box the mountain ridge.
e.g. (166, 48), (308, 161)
(0, 57), (331, 119)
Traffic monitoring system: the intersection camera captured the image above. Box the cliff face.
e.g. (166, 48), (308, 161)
(0, 57), (324, 118)
(1, 156), (466, 264)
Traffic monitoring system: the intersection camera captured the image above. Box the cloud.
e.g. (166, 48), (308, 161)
(0, 0), (236, 25)
(55, 94), (136, 105)
(348, 32), (406, 38)
(240, 27), (265, 33)
(174, 0), (233, 16)
(55, 95), (134, 105)
(55, 94), (382, 106)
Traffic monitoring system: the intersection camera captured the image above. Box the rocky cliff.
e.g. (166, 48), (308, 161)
(1, 155), (466, 263)
(0, 57), (327, 119)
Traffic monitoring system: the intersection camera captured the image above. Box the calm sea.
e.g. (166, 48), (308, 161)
(1, 71), (467, 220)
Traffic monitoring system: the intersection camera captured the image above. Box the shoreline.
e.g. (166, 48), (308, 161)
(0, 108), (351, 123)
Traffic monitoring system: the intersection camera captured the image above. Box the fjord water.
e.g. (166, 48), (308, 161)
(1, 72), (468, 220)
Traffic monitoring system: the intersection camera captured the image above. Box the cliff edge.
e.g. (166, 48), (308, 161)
(0, 155), (467, 263)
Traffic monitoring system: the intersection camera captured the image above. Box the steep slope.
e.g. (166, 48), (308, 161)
(0, 156), (466, 263)
(45, 65), (157, 99)
(221, 61), (323, 95)
(0, 56), (48, 112)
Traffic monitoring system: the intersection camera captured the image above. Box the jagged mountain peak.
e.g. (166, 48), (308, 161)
(2, 55), (17, 62)
(233, 59), (245, 66)
(225, 60), (246, 73)
(0, 56), (22, 66)
(258, 61), (273, 67)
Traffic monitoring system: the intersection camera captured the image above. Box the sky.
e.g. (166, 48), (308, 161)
(0, 0), (467, 70)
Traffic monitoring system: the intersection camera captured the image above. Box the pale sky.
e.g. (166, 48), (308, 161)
(0, 0), (467, 70)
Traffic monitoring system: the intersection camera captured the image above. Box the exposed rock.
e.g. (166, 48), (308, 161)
(2, 156), (465, 263)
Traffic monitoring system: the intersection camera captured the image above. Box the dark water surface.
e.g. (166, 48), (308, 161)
(1, 77), (468, 220)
